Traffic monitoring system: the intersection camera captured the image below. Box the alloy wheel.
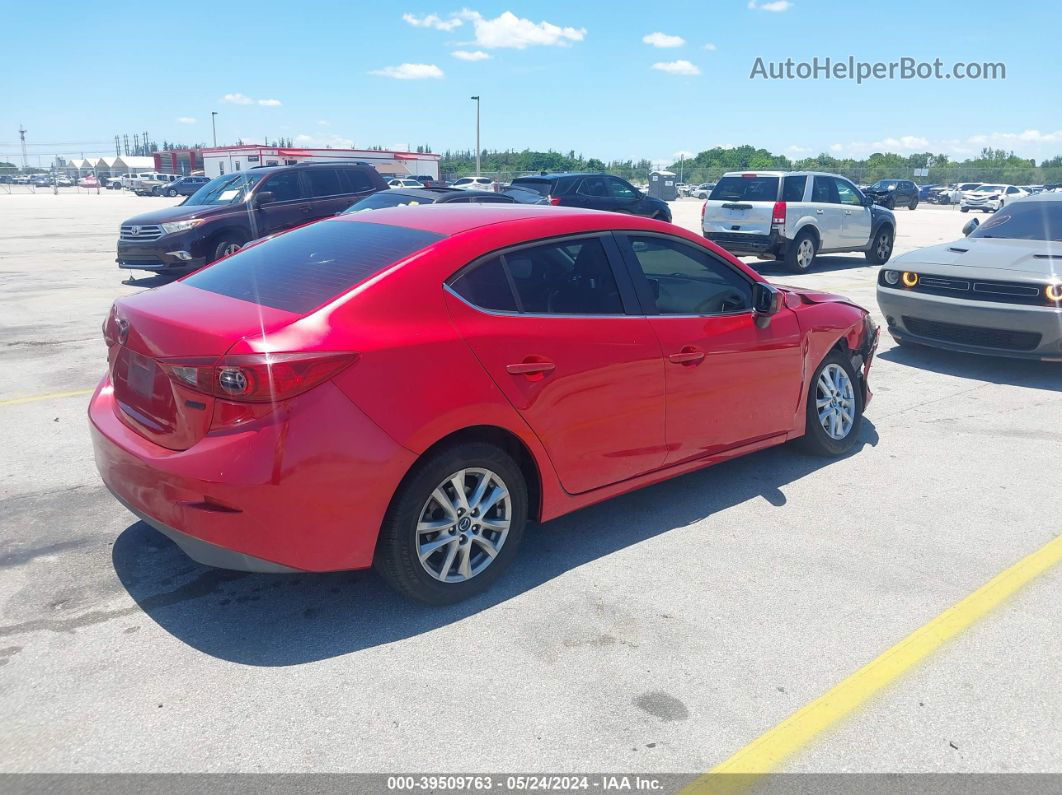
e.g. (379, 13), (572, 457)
(222, 242), (242, 257)
(815, 364), (856, 440)
(416, 467), (511, 583)
(796, 239), (815, 269)
(875, 232), (891, 261)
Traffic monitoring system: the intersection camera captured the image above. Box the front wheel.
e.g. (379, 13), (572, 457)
(884, 196), (895, 210)
(908, 197), (918, 210)
(960, 207), (969, 213)
(784, 230), (817, 273)
(797, 350), (864, 457)
(211, 234), (246, 262)
(166, 188), (177, 197)
(865, 226), (893, 265)
(375, 442), (528, 604)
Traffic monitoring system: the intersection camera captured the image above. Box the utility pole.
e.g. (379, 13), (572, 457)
(18, 125), (28, 172)
(211, 112), (218, 147)
(470, 96), (480, 177)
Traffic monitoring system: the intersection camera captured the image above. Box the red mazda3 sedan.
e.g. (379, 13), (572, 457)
(90, 205), (878, 604)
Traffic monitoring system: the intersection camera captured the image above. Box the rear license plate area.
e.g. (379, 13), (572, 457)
(126, 352), (156, 397)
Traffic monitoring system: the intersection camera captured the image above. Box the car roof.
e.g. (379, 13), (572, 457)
(382, 187), (503, 202)
(331, 203), (647, 236)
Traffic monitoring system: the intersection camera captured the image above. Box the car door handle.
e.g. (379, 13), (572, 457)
(844, 210), (852, 215)
(506, 360), (556, 376)
(816, 209), (824, 214)
(668, 347), (705, 365)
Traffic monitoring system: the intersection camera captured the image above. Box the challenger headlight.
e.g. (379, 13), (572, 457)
(901, 271), (919, 287)
(161, 219), (205, 235)
(883, 270), (901, 285)
(1046, 283), (1062, 303)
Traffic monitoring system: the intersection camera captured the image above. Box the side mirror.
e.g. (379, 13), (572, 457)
(753, 283), (781, 328)
(861, 193), (874, 207)
(253, 191), (275, 206)
(962, 218), (979, 236)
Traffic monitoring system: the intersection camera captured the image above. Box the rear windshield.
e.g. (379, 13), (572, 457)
(509, 178), (552, 196)
(343, 192), (435, 212)
(709, 176), (780, 202)
(968, 201), (1062, 241)
(183, 220), (445, 314)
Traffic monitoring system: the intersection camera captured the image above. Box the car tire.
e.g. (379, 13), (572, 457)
(884, 196), (895, 210)
(784, 229), (818, 273)
(211, 233), (246, 262)
(908, 197), (918, 210)
(865, 226), (894, 265)
(375, 442), (528, 605)
(166, 188), (177, 197)
(797, 349), (864, 458)
(960, 207), (969, 213)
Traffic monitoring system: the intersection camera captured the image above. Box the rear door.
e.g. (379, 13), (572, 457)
(445, 234), (667, 494)
(835, 177), (871, 247)
(616, 232), (804, 462)
(809, 176), (843, 249)
(303, 167), (351, 220)
(703, 174), (780, 238)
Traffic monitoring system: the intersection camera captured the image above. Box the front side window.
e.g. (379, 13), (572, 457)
(607, 178), (637, 199)
(578, 177), (607, 197)
(450, 237), (624, 315)
(834, 178), (862, 206)
(261, 171), (305, 202)
(812, 176), (840, 203)
(625, 235), (752, 315)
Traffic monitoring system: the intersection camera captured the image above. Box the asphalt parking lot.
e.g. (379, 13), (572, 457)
(1, 191), (1060, 777)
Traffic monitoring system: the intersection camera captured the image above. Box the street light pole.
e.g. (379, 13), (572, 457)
(211, 112), (218, 147)
(470, 96), (480, 177)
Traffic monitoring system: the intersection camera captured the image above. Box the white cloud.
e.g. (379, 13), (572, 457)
(402, 12), (463, 31)
(452, 49), (491, 61)
(458, 10), (585, 49)
(370, 63), (445, 80)
(176, 116), (196, 124)
(642, 32), (685, 48)
(652, 59), (700, 76)
(257, 98), (282, 107)
(748, 0), (793, 11)
(830, 143), (844, 153)
(221, 93), (254, 105)
(673, 150), (695, 160)
(787, 145), (812, 154)
(703, 42), (718, 51)
(294, 133), (355, 149)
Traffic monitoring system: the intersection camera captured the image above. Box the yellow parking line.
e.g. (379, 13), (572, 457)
(685, 533), (1062, 793)
(0, 388), (94, 407)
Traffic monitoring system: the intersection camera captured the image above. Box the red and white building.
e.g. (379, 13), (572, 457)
(201, 146), (440, 180)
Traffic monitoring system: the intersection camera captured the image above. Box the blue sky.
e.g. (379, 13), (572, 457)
(4, 1), (1061, 166)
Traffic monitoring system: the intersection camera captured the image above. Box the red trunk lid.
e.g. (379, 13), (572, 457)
(108, 284), (299, 450)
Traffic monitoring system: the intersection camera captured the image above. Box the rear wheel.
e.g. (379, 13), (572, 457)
(166, 188), (177, 197)
(784, 230), (818, 273)
(375, 442), (528, 605)
(798, 350), (863, 457)
(960, 207), (969, 213)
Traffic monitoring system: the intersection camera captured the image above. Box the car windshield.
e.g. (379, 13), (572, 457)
(709, 176), (780, 202)
(183, 173), (264, 206)
(968, 201), (1062, 241)
(453, 179), (473, 185)
(976, 185), (1004, 192)
(342, 192), (435, 212)
(872, 180), (899, 189)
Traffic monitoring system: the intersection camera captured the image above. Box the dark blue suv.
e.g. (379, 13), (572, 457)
(162, 176), (210, 197)
(509, 173), (672, 222)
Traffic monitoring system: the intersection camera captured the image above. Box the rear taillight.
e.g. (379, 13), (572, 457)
(700, 200), (707, 220)
(771, 201), (787, 227)
(548, 196), (562, 206)
(160, 352), (357, 403)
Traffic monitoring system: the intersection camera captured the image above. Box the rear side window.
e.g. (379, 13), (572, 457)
(305, 168), (342, 197)
(340, 169), (374, 193)
(450, 257), (518, 312)
(709, 176), (779, 202)
(184, 221), (445, 314)
(782, 175), (807, 202)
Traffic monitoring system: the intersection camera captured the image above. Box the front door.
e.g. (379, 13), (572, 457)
(445, 234), (666, 494)
(835, 177), (872, 247)
(616, 232), (804, 463)
(253, 170), (310, 237)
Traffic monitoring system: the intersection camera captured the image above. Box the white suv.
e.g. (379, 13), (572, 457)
(960, 184), (1027, 213)
(701, 171), (897, 272)
(452, 177), (494, 190)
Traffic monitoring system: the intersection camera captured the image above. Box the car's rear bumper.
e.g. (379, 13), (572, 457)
(89, 376), (418, 572)
(704, 230), (781, 256)
(877, 286), (1062, 360)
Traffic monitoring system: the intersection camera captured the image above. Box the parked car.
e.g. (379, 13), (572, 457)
(926, 185), (955, 204)
(877, 193), (1062, 360)
(13, 175), (31, 184)
(158, 176), (210, 197)
(451, 177), (495, 190)
(508, 172), (672, 222)
(918, 184), (939, 201)
(79, 176), (100, 189)
(691, 183), (716, 199)
(960, 184), (1027, 213)
(675, 183), (690, 196)
(90, 203), (878, 604)
(55, 175), (73, 187)
(946, 182), (983, 204)
(343, 187), (527, 213)
(702, 171), (895, 272)
(115, 162), (387, 273)
(387, 178), (425, 189)
(863, 179), (920, 210)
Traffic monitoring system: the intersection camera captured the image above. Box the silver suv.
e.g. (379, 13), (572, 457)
(701, 171), (897, 272)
